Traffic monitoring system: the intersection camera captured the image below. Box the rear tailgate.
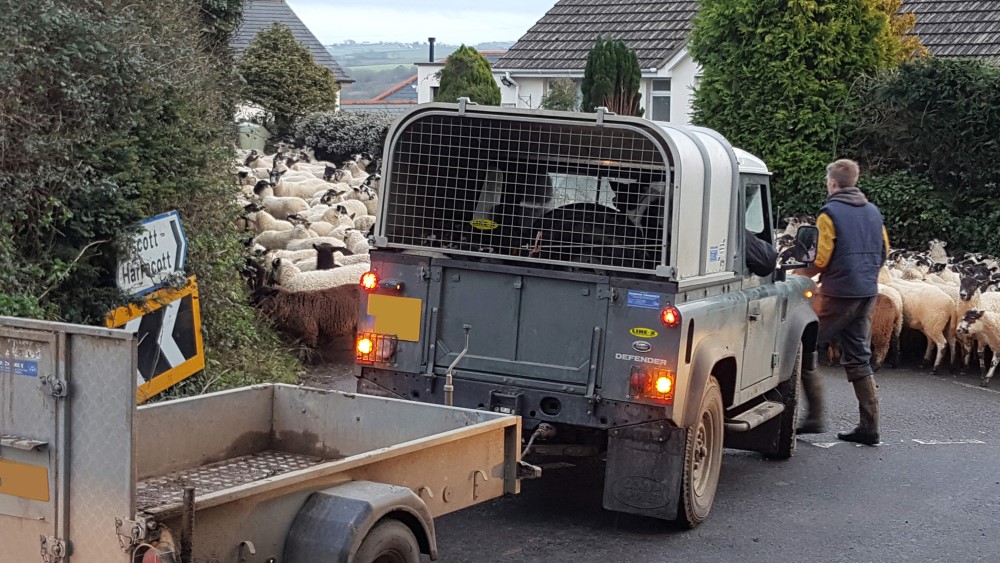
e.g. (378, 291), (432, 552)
(429, 260), (610, 387)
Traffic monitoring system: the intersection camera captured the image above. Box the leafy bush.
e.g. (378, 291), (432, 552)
(540, 78), (580, 112)
(689, 0), (887, 214)
(581, 37), (643, 116)
(293, 111), (397, 162)
(237, 23), (341, 136)
(1, 0), (299, 392)
(860, 172), (954, 250)
(844, 57), (1000, 202)
(436, 45), (501, 105)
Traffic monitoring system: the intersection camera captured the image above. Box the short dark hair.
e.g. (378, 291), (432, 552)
(827, 159), (860, 188)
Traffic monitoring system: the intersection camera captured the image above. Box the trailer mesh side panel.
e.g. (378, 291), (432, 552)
(383, 114), (672, 273)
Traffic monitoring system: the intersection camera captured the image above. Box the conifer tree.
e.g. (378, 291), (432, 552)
(581, 37), (643, 116)
(238, 23), (341, 135)
(436, 45), (501, 105)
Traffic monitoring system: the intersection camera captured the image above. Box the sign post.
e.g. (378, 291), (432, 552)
(117, 211), (188, 297)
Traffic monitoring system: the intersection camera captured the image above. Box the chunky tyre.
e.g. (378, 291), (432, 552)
(354, 519), (420, 563)
(765, 343), (801, 461)
(677, 377), (724, 528)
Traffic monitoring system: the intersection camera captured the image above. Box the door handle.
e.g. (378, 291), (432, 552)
(749, 313), (761, 321)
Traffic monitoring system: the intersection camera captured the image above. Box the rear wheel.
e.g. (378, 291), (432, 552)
(677, 377), (724, 528)
(355, 519), (420, 563)
(765, 343), (801, 461)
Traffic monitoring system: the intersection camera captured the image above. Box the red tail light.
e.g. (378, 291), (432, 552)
(360, 271), (379, 291)
(660, 305), (681, 327)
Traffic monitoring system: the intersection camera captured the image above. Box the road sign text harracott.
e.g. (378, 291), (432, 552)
(117, 211), (188, 297)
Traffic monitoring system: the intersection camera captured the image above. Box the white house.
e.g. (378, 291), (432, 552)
(489, 0), (701, 124)
(425, 0), (1000, 124)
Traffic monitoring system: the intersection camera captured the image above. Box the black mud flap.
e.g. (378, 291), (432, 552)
(602, 420), (686, 520)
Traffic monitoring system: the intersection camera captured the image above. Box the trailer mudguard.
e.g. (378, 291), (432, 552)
(283, 481), (437, 563)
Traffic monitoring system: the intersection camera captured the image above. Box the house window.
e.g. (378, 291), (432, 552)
(431, 86), (439, 102)
(650, 79), (671, 122)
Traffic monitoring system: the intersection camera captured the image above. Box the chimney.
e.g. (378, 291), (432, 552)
(429, 37), (436, 63)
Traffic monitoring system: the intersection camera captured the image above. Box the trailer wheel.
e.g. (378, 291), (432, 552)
(355, 519), (421, 563)
(764, 343), (801, 461)
(677, 376), (724, 528)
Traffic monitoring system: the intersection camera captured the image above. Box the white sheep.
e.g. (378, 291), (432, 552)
(956, 309), (1000, 386)
(358, 186), (379, 216)
(253, 181), (309, 219)
(363, 173), (382, 194)
(954, 274), (1000, 370)
(928, 239), (949, 264)
(307, 221), (338, 237)
(254, 224), (316, 251)
(353, 214), (377, 234)
(343, 229), (370, 255)
(272, 259), (370, 292)
(273, 248), (317, 261)
(335, 199), (369, 220)
(245, 207), (293, 234)
(321, 207), (358, 229)
(880, 267), (953, 373)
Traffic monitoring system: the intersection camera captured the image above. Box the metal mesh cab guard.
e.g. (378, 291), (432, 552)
(377, 104), (675, 275)
(383, 104), (670, 272)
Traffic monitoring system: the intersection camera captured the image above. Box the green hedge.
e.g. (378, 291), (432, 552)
(1, 0), (299, 393)
(293, 111), (396, 163)
(844, 58), (1000, 254)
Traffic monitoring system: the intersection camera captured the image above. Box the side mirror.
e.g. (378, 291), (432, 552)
(792, 225), (819, 263)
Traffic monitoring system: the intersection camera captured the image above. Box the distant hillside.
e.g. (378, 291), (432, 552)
(330, 41), (514, 101)
(328, 41), (514, 68)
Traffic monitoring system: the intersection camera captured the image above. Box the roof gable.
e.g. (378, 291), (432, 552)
(233, 0), (353, 82)
(495, 0), (699, 71)
(903, 0), (1000, 59)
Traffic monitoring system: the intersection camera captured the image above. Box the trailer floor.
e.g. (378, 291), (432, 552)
(136, 450), (326, 512)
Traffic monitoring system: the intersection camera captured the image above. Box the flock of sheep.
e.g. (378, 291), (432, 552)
(232, 150), (1000, 385)
(235, 147), (381, 350)
(780, 218), (1000, 386)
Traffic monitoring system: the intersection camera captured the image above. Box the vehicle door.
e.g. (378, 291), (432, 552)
(740, 177), (783, 391)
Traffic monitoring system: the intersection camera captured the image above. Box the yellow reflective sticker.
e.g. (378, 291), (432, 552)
(630, 327), (659, 338)
(470, 218), (498, 231)
(368, 295), (422, 342)
(0, 459), (49, 502)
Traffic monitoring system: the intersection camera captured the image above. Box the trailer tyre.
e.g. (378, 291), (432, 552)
(355, 519), (421, 563)
(764, 343), (801, 461)
(677, 376), (724, 529)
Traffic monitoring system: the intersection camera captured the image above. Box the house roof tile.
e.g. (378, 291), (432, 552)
(495, 0), (699, 71)
(233, 0), (353, 82)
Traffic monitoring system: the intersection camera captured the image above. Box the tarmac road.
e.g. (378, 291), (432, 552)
(429, 365), (1000, 563)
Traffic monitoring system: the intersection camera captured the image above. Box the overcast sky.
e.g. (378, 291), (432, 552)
(287, 0), (558, 44)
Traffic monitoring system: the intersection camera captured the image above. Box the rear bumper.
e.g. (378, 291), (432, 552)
(358, 367), (672, 431)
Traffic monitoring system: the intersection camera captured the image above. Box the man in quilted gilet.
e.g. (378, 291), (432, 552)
(798, 159), (890, 446)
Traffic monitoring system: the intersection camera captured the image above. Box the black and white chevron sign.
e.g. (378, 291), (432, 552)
(107, 276), (205, 401)
(120, 293), (199, 384)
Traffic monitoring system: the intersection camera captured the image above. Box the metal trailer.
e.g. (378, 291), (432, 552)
(0, 316), (524, 563)
(354, 102), (819, 527)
